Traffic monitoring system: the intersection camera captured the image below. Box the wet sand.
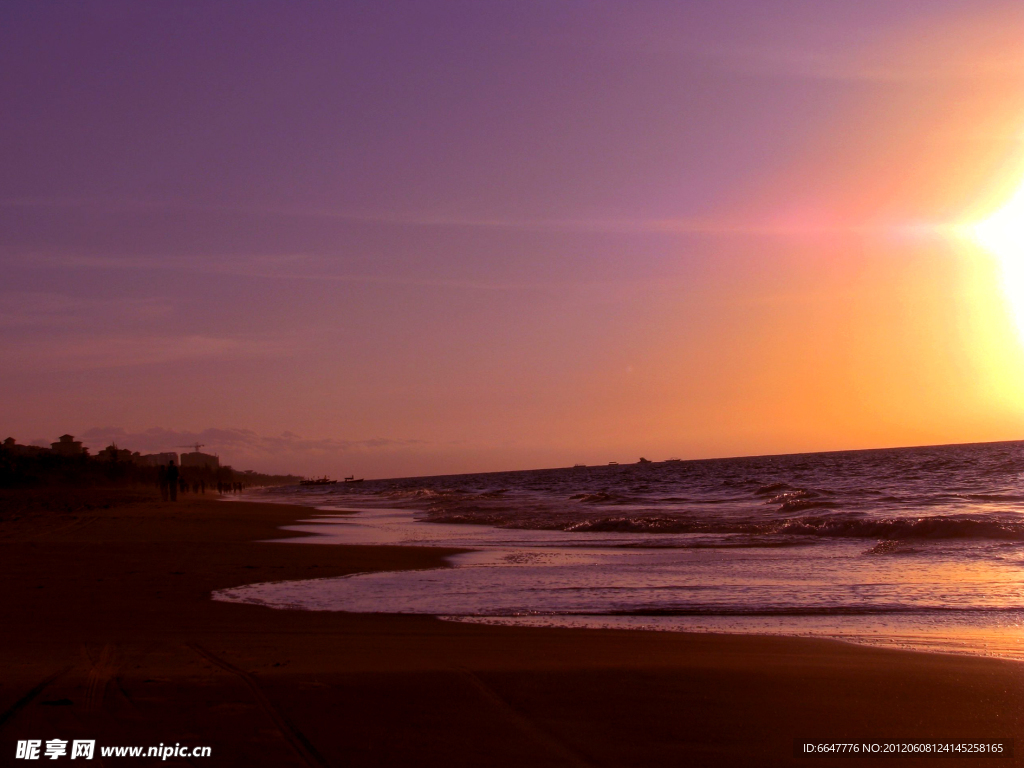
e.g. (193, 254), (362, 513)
(2, 491), (1023, 766)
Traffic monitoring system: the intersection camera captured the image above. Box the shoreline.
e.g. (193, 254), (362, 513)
(4, 490), (1024, 766)
(222, 494), (1024, 663)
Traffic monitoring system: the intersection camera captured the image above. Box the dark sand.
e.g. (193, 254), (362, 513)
(2, 491), (1023, 766)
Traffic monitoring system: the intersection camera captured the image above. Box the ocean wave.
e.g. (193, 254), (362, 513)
(425, 511), (1024, 541)
(266, 440), (1024, 545)
(609, 539), (819, 549)
(596, 605), (1024, 617)
(569, 491), (634, 504)
(763, 487), (836, 509)
(755, 482), (791, 495)
(777, 515), (1024, 540)
(864, 540), (920, 555)
(453, 605), (1024, 618)
(382, 488), (465, 500)
(777, 499), (840, 513)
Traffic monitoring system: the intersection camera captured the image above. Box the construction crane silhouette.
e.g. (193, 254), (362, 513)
(177, 443), (206, 454)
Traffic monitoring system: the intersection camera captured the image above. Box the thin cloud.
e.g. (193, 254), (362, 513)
(0, 332), (294, 372)
(610, 7), (1024, 85)
(0, 198), (899, 241)
(692, 41), (1024, 84)
(0, 292), (172, 329)
(4, 248), (567, 293)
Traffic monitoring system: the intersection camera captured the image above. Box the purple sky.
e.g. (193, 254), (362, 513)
(3, 1), (1024, 477)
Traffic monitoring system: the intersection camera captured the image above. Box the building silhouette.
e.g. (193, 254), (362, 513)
(96, 444), (135, 462)
(180, 450), (219, 469)
(136, 452), (179, 467)
(50, 434), (86, 457)
(2, 437), (47, 457)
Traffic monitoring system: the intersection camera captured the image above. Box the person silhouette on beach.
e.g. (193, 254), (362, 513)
(167, 461), (179, 502)
(158, 464), (169, 502)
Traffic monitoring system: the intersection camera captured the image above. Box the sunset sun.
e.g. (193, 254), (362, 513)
(973, 182), (1024, 334)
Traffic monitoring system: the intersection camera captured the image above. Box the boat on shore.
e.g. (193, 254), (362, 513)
(299, 477), (337, 486)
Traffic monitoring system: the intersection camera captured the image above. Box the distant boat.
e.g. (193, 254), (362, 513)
(573, 463), (587, 468)
(665, 457), (682, 463)
(638, 457), (652, 464)
(608, 461), (619, 466)
(343, 476), (364, 483)
(299, 477), (337, 486)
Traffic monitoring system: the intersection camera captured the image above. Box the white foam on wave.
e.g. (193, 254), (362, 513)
(214, 506), (1024, 660)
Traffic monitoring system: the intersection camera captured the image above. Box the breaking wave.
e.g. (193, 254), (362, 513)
(424, 511), (1024, 541)
(258, 439), (1024, 546)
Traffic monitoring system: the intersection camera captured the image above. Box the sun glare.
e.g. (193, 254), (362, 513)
(973, 183), (1024, 335)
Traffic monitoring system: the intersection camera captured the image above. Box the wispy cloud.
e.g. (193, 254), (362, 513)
(7, 249), (560, 293)
(607, 8), (1024, 85)
(0, 331), (295, 372)
(0, 292), (172, 329)
(0, 195), (718, 235)
(0, 195), (912, 243)
(690, 40), (1024, 84)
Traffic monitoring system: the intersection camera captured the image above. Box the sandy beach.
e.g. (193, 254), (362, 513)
(0, 491), (1021, 767)
(7, 0), (1024, 764)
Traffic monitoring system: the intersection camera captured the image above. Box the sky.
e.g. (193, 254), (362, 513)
(3, 0), (1024, 477)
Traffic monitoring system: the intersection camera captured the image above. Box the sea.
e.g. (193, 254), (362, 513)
(215, 441), (1024, 660)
